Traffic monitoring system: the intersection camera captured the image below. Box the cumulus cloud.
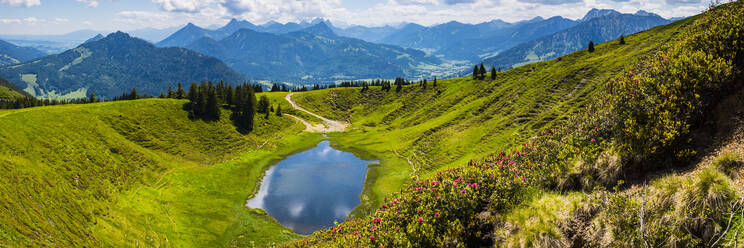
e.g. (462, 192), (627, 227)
(76, 0), (100, 7)
(152, 0), (218, 13)
(444, 0), (477, 5)
(0, 0), (40, 7)
(0, 18), (22, 24)
(218, 0), (341, 23)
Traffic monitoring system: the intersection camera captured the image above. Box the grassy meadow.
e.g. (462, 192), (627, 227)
(292, 17), (696, 213)
(0, 96), (323, 247)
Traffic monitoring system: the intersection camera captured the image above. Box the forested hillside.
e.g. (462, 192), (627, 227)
(0, 32), (245, 99)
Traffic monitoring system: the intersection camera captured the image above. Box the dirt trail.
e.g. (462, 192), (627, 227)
(285, 93), (349, 133)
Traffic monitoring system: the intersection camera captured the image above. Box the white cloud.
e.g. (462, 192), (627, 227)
(221, 0), (341, 23)
(0, 18), (22, 24)
(394, 0), (439, 5)
(152, 0), (219, 13)
(0, 0), (40, 7)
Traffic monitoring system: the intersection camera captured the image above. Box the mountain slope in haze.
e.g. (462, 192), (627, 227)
(156, 19), (322, 48)
(0, 32), (245, 99)
(185, 22), (442, 82)
(0, 30), (100, 54)
(483, 12), (671, 70)
(0, 39), (47, 66)
(331, 24), (401, 43)
(84, 34), (104, 44)
(380, 16), (580, 61)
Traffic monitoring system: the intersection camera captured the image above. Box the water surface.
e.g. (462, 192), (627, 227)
(246, 141), (375, 235)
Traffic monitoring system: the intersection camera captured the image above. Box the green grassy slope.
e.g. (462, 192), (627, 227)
(287, 2), (744, 246)
(0, 77), (31, 100)
(293, 17), (695, 212)
(0, 96), (321, 247)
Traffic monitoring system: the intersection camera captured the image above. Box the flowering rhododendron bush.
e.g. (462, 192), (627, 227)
(605, 0), (744, 158)
(284, 2), (744, 247)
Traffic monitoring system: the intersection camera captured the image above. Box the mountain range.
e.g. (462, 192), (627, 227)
(156, 19), (326, 48)
(184, 22), (441, 82)
(482, 10), (671, 70)
(380, 8), (672, 62)
(0, 8), (681, 98)
(0, 32), (244, 99)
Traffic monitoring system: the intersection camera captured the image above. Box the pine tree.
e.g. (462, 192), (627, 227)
(258, 95), (270, 114)
(237, 85), (256, 133)
(619, 35), (626, 45)
(473, 65), (479, 79)
(167, 86), (174, 98)
(177, 83), (186, 99)
(433, 77), (437, 87)
(188, 83), (199, 102)
(276, 104), (282, 117)
(159, 91), (166, 98)
(89, 92), (97, 103)
(206, 87), (220, 120)
(130, 88), (138, 100)
(226, 84), (235, 106)
(395, 78), (404, 93)
(588, 41), (595, 53)
(491, 67), (497, 80)
(479, 64), (486, 79)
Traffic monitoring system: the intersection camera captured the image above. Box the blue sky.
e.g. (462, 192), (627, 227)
(0, 0), (710, 35)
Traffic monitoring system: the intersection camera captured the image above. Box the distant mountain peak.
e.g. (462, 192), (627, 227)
(635, 10), (662, 18)
(107, 31), (131, 39)
(302, 22), (337, 37)
(582, 8), (621, 22)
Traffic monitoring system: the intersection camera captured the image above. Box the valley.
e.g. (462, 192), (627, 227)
(0, 1), (742, 247)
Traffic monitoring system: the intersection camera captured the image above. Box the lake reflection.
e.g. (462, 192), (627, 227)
(246, 141), (375, 235)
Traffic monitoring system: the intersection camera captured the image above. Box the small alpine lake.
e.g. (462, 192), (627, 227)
(246, 140), (377, 235)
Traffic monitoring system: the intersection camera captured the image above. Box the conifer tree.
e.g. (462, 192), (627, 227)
(258, 95), (270, 114)
(177, 83), (186, 99)
(588, 41), (595, 53)
(433, 77), (437, 87)
(130, 88), (138, 100)
(473, 65), (479, 79)
(395, 78), (404, 93)
(226, 84), (235, 106)
(159, 91), (166, 98)
(89, 92), (97, 103)
(167, 86), (174, 98)
(423, 79), (427, 89)
(206, 87), (220, 120)
(491, 67), (497, 80)
(237, 85), (256, 133)
(188, 83), (199, 103)
(276, 104), (282, 117)
(619, 35), (626, 45)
